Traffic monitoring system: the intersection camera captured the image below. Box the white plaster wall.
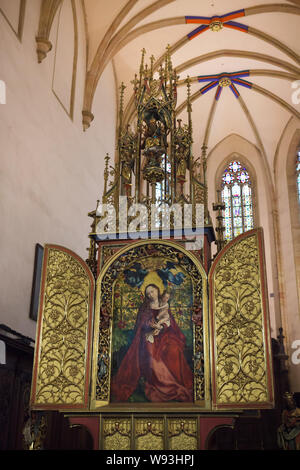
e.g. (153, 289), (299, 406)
(0, 0), (21, 33)
(0, 0), (116, 339)
(206, 134), (281, 339)
(275, 117), (300, 392)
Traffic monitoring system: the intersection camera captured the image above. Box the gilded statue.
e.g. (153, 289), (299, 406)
(176, 143), (189, 183)
(121, 147), (134, 184)
(143, 117), (162, 151)
(120, 125), (136, 185)
(278, 392), (300, 450)
(142, 115), (166, 183)
(22, 412), (47, 450)
(174, 121), (190, 183)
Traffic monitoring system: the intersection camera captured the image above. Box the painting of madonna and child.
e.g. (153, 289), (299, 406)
(110, 258), (200, 403)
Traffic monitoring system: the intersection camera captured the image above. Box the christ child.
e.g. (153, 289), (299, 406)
(146, 291), (170, 343)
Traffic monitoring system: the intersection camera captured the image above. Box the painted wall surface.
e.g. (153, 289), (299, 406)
(275, 118), (300, 392)
(0, 0), (116, 339)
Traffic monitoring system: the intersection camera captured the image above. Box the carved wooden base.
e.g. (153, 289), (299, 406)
(67, 414), (236, 451)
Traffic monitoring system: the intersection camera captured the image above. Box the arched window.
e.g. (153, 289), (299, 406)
(297, 149), (300, 204)
(221, 160), (254, 240)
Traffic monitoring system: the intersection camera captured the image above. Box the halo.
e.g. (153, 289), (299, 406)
(140, 271), (165, 297)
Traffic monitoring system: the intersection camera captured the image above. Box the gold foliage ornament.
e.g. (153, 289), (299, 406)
(30, 245), (94, 410)
(168, 419), (198, 450)
(135, 419), (164, 450)
(103, 418), (132, 450)
(209, 229), (274, 409)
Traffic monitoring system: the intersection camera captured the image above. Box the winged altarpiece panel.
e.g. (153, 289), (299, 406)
(209, 228), (274, 410)
(30, 245), (95, 411)
(30, 230), (274, 413)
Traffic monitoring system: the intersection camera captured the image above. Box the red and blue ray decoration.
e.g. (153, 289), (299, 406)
(229, 83), (240, 98)
(185, 9), (249, 40)
(197, 71), (253, 100)
(215, 85), (222, 101)
(186, 9), (245, 24)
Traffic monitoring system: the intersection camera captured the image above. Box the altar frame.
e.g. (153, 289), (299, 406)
(90, 239), (211, 411)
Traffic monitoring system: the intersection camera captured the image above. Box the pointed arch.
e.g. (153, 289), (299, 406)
(85, 4), (300, 130)
(274, 119), (300, 391)
(286, 129), (300, 302)
(207, 133), (281, 335)
(125, 51), (300, 127)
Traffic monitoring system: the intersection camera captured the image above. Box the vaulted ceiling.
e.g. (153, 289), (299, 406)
(39, 1), (300, 164)
(80, 0), (300, 166)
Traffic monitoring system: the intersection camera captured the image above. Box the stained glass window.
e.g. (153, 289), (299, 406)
(297, 150), (300, 203)
(221, 160), (254, 240)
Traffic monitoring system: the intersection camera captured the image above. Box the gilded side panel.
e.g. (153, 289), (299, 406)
(135, 419), (164, 450)
(31, 245), (94, 410)
(210, 229), (274, 409)
(168, 418), (198, 450)
(103, 418), (131, 450)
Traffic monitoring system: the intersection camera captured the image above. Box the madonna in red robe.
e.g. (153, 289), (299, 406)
(111, 284), (193, 402)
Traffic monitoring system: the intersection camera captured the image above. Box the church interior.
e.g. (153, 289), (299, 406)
(1, 0), (300, 451)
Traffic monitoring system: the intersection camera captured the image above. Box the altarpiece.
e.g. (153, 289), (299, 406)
(30, 49), (274, 450)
